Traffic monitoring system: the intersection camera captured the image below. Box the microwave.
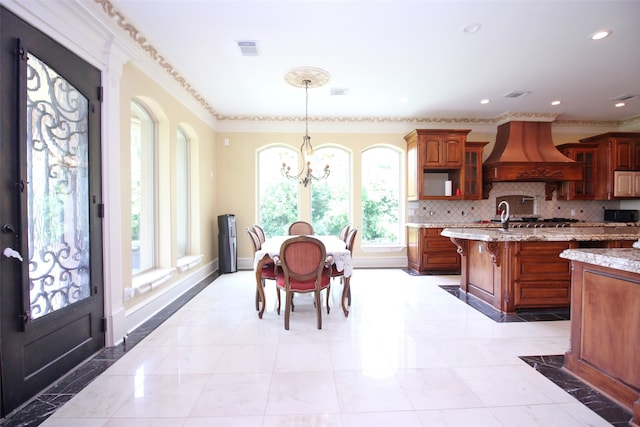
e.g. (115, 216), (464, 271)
(604, 209), (639, 222)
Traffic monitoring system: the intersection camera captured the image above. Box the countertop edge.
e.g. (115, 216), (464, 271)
(560, 248), (640, 275)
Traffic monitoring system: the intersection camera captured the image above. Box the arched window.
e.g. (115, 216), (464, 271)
(257, 146), (299, 236)
(176, 127), (190, 258)
(361, 146), (401, 244)
(311, 146), (350, 235)
(130, 101), (157, 273)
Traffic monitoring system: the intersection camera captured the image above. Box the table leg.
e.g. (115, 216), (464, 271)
(341, 276), (350, 317)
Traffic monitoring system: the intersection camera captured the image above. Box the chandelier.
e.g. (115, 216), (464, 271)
(281, 67), (331, 187)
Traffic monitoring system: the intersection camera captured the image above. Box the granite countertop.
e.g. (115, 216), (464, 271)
(406, 222), (500, 228)
(440, 226), (640, 242)
(560, 248), (640, 275)
(406, 222), (636, 229)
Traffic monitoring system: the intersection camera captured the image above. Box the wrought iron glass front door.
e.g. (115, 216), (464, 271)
(0, 7), (104, 416)
(27, 53), (92, 320)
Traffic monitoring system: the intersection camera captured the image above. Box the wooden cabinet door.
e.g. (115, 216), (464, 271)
(614, 171), (634, 197)
(420, 135), (464, 168)
(464, 142), (487, 200)
(442, 137), (464, 167)
(633, 172), (640, 196)
(421, 135), (444, 167)
(614, 139), (633, 170)
(575, 150), (596, 198)
(557, 143), (597, 200)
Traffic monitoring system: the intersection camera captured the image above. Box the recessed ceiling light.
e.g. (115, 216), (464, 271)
(399, 97), (409, 103)
(615, 102), (626, 108)
(462, 22), (482, 34)
(590, 30), (611, 40)
(480, 99), (490, 104)
(551, 100), (561, 106)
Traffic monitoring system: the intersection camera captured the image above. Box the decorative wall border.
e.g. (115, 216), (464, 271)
(94, 0), (639, 130)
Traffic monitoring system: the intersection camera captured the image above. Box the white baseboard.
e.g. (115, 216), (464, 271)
(123, 260), (217, 338)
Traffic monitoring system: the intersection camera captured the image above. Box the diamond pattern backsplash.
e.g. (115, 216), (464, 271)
(408, 182), (621, 223)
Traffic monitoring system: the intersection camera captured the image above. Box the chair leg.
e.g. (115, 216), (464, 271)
(315, 290), (322, 329)
(256, 278), (266, 311)
(276, 287), (281, 315)
(284, 290), (293, 330)
(347, 285), (351, 306)
(325, 287), (330, 314)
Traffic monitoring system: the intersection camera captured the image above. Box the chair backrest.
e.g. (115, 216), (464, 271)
(246, 227), (261, 252)
(278, 236), (326, 291)
(345, 227), (358, 252)
(288, 220), (314, 235)
(253, 224), (266, 244)
(338, 224), (350, 242)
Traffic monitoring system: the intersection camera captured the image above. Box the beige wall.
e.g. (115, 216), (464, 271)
(120, 63), (218, 309)
(215, 131), (406, 261)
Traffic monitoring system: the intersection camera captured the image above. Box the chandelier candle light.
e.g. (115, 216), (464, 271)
(281, 67), (331, 187)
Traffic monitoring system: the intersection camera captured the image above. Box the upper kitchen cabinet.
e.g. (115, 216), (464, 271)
(579, 132), (640, 200)
(557, 142), (598, 200)
(404, 129), (471, 200)
(464, 141), (489, 200)
(417, 130), (466, 168)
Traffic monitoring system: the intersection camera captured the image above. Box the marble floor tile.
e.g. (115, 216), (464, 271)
(4, 269), (634, 427)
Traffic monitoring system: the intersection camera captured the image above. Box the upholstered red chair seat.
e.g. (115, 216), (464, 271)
(261, 262), (278, 279)
(276, 268), (330, 292)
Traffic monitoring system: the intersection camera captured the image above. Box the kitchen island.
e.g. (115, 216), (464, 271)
(559, 248), (640, 426)
(440, 226), (639, 313)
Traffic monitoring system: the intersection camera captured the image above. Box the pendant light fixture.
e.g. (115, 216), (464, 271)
(281, 67), (331, 187)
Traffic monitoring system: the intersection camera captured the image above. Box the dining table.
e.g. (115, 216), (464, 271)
(253, 235), (353, 319)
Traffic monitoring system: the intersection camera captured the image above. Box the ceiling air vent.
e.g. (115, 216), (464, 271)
(611, 94), (639, 102)
(236, 40), (259, 56)
(503, 90), (531, 99)
(330, 88), (349, 96)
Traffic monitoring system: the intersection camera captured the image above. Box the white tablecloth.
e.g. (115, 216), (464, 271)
(254, 235), (353, 277)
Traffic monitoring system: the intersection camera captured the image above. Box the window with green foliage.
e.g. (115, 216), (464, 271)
(311, 147), (350, 235)
(361, 146), (401, 244)
(257, 146), (299, 237)
(130, 101), (156, 273)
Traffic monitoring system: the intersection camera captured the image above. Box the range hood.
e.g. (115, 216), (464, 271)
(483, 121), (583, 183)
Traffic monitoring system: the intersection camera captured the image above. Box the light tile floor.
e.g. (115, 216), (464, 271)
(40, 269), (615, 427)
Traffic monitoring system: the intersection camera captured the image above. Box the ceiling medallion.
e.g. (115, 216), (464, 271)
(284, 67), (331, 88)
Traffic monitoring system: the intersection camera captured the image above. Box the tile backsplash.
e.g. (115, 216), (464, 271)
(407, 182), (621, 223)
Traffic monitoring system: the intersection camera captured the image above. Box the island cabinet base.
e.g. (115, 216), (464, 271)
(564, 261), (640, 426)
(452, 239), (572, 313)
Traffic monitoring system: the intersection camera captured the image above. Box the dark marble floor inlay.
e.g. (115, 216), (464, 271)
(0, 272), (219, 427)
(439, 285), (571, 323)
(521, 355), (633, 426)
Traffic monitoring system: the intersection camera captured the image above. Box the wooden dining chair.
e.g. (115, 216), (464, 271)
(338, 224), (351, 242)
(330, 226), (357, 306)
(288, 220), (314, 235)
(247, 227), (279, 311)
(252, 224), (266, 244)
(275, 236), (331, 330)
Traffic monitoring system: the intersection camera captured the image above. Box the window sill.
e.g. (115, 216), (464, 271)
(361, 244), (405, 253)
(127, 268), (176, 300)
(176, 254), (203, 272)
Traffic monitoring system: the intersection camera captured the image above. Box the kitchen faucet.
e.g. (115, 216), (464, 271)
(498, 200), (510, 230)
